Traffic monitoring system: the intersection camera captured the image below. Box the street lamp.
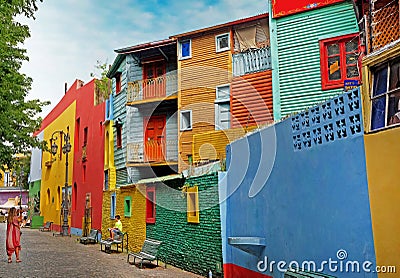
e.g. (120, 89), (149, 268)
(50, 127), (71, 236)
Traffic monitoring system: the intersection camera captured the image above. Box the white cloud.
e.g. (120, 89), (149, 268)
(20, 0), (267, 117)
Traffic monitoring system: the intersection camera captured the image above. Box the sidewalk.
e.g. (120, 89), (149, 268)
(0, 223), (203, 278)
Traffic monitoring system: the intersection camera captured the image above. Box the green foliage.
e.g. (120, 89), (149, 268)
(91, 60), (111, 102)
(11, 155), (31, 190)
(0, 0), (49, 169)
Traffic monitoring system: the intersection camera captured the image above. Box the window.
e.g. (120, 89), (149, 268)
(104, 170), (109, 191)
(187, 186), (199, 223)
(76, 118), (80, 147)
(83, 165), (86, 183)
(215, 85), (230, 130)
(83, 127), (88, 146)
(319, 34), (360, 90)
(179, 39), (191, 59)
(370, 59), (400, 130)
(216, 33), (230, 52)
(180, 110), (192, 131)
(110, 193), (116, 219)
(124, 196), (132, 217)
(116, 124), (122, 148)
(115, 73), (122, 94)
(146, 186), (156, 224)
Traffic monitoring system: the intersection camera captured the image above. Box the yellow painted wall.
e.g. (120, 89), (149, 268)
(364, 129), (400, 276)
(362, 42), (400, 276)
(41, 102), (76, 227)
(101, 185), (146, 252)
(104, 120), (116, 190)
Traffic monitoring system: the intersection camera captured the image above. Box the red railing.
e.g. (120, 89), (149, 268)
(127, 74), (177, 103)
(126, 140), (177, 163)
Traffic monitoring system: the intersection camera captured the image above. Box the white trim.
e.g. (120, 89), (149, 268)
(180, 110), (192, 131)
(179, 39), (192, 60)
(215, 33), (230, 53)
(215, 84), (230, 101)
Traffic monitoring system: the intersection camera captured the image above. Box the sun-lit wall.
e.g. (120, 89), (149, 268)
(40, 102), (76, 228)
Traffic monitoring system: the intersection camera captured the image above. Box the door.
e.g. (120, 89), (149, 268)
(144, 115), (166, 162)
(143, 62), (166, 99)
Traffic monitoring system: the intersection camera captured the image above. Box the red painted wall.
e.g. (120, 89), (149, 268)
(272, 0), (344, 18)
(224, 264), (272, 278)
(71, 79), (105, 231)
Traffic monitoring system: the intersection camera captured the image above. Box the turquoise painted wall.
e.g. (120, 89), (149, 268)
(272, 1), (359, 119)
(146, 174), (223, 276)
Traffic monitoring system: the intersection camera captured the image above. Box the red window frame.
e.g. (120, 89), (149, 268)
(116, 124), (122, 149)
(319, 33), (360, 90)
(146, 186), (156, 224)
(115, 73), (122, 94)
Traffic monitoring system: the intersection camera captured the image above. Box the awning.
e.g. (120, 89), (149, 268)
(136, 174), (183, 185)
(0, 198), (28, 210)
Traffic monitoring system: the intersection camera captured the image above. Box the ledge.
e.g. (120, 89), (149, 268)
(228, 237), (266, 257)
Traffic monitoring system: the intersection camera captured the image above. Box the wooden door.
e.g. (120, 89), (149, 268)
(144, 115), (166, 162)
(143, 62), (166, 99)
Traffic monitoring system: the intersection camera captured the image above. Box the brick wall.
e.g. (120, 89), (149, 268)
(101, 185), (146, 252)
(146, 173), (223, 276)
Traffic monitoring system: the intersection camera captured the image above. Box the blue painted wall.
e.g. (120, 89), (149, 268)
(222, 90), (377, 277)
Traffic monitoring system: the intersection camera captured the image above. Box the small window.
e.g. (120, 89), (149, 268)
(319, 34), (360, 90)
(179, 39), (191, 59)
(110, 193), (116, 219)
(115, 73), (122, 94)
(180, 110), (192, 131)
(124, 196), (132, 217)
(104, 170), (109, 191)
(146, 186), (156, 224)
(216, 33), (230, 52)
(216, 84), (230, 101)
(187, 186), (199, 223)
(83, 165), (86, 183)
(83, 127), (88, 146)
(116, 124), (122, 148)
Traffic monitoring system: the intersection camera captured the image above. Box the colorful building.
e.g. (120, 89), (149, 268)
(221, 90), (377, 278)
(36, 79), (105, 234)
(270, 0), (361, 120)
(358, 0), (400, 275)
(172, 14), (272, 171)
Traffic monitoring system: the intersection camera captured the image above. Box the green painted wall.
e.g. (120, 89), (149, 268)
(273, 1), (359, 119)
(146, 173), (223, 276)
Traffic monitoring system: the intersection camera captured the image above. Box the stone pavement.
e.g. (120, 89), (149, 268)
(0, 223), (203, 278)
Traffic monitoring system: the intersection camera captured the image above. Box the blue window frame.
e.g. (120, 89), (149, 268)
(110, 192), (116, 219)
(180, 40), (191, 59)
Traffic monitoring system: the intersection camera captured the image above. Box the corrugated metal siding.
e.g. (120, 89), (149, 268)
(276, 1), (358, 118)
(116, 167), (128, 185)
(166, 111), (178, 161)
(192, 127), (255, 163)
(113, 58), (127, 183)
(231, 70), (273, 128)
(179, 29), (232, 171)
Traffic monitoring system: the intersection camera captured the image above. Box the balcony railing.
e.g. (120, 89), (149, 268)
(127, 73), (177, 103)
(232, 47), (271, 76)
(126, 139), (178, 163)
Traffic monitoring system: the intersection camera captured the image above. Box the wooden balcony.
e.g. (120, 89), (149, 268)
(127, 73), (177, 105)
(126, 140), (178, 165)
(232, 47), (271, 77)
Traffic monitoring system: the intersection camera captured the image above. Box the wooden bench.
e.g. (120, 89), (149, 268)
(127, 238), (162, 268)
(39, 221), (53, 232)
(100, 232), (128, 254)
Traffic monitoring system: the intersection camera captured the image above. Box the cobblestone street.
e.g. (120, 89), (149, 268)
(0, 223), (203, 278)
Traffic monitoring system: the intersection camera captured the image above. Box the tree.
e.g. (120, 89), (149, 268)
(0, 0), (49, 170)
(91, 60), (111, 104)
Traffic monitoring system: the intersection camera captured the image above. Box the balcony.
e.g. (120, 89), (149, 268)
(127, 73), (177, 105)
(232, 47), (271, 76)
(126, 139), (178, 165)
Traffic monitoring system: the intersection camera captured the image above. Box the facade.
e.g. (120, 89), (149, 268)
(270, 0), (361, 120)
(145, 174), (223, 277)
(358, 0), (400, 275)
(172, 14), (272, 171)
(37, 79), (105, 234)
(221, 91), (377, 278)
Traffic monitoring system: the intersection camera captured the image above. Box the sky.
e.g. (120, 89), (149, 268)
(20, 0), (267, 118)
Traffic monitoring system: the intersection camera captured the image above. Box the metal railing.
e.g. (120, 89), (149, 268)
(232, 47), (271, 76)
(127, 73), (177, 103)
(126, 139), (177, 163)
